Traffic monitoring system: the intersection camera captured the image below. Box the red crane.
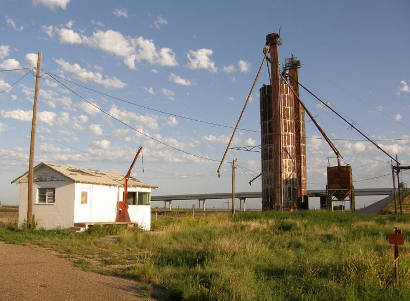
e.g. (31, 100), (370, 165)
(116, 146), (143, 222)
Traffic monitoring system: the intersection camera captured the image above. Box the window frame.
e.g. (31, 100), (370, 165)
(137, 191), (151, 205)
(37, 188), (56, 205)
(80, 191), (88, 204)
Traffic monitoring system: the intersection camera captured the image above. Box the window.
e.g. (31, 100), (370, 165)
(126, 192), (137, 205)
(81, 191), (88, 204)
(138, 192), (150, 205)
(38, 188), (55, 204)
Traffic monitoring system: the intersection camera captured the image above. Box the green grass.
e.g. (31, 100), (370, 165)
(0, 211), (409, 300)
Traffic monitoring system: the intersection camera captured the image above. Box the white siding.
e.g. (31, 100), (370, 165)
(74, 184), (152, 230)
(18, 166), (75, 230)
(128, 205), (151, 230)
(17, 165), (152, 230)
(74, 183), (118, 223)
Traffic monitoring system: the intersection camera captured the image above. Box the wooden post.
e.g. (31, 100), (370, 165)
(192, 204), (195, 218)
(27, 51), (42, 224)
(232, 159), (236, 216)
(392, 161), (397, 215)
(394, 245), (399, 286)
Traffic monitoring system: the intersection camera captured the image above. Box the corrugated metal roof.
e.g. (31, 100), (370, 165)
(11, 162), (157, 188)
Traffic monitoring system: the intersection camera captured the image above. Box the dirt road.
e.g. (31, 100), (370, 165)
(0, 243), (155, 301)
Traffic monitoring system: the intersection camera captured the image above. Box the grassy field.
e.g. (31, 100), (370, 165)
(0, 211), (409, 300)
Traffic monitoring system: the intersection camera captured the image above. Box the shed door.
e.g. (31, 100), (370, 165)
(77, 189), (91, 222)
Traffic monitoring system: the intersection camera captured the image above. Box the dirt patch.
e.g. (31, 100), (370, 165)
(0, 242), (156, 300)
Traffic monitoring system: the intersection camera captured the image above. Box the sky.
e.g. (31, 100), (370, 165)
(0, 0), (409, 208)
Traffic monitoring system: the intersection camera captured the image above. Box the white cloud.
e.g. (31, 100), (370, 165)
(57, 28), (83, 44)
(202, 134), (229, 144)
(169, 73), (191, 86)
(39, 143), (69, 153)
(54, 58), (126, 88)
(161, 88), (175, 100)
(157, 47), (178, 67)
(79, 102), (100, 116)
(0, 80), (11, 92)
(113, 9), (128, 18)
(38, 111), (57, 125)
(376, 105), (383, 112)
(92, 139), (111, 149)
(33, 0), (70, 11)
(11, 94), (17, 101)
(5, 16), (23, 32)
(0, 122), (5, 133)
(43, 26), (178, 69)
(84, 29), (137, 68)
(144, 87), (155, 95)
(309, 135), (322, 150)
(42, 25), (55, 38)
(167, 116), (178, 126)
(187, 48), (217, 72)
(353, 142), (366, 152)
(108, 105), (159, 130)
(245, 138), (257, 146)
(74, 114), (88, 124)
(399, 80), (409, 94)
(0, 45), (10, 59)
(0, 58), (21, 70)
(394, 114), (402, 121)
(90, 20), (104, 27)
(151, 69), (159, 74)
(25, 53), (38, 68)
(66, 20), (74, 28)
(153, 16), (167, 30)
(222, 65), (235, 73)
(227, 96), (234, 102)
(0, 110), (32, 121)
(89, 124), (103, 136)
(238, 60), (250, 73)
(0, 109), (56, 125)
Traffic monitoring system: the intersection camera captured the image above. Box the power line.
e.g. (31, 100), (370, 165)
(0, 70), (32, 94)
(353, 173), (390, 183)
(0, 67), (32, 72)
(292, 75), (399, 164)
(46, 72), (221, 163)
(45, 71), (259, 133)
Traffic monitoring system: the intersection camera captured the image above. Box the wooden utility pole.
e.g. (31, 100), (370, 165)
(27, 51), (42, 224)
(231, 159), (237, 216)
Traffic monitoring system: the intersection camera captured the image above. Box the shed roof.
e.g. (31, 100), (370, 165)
(11, 162), (157, 188)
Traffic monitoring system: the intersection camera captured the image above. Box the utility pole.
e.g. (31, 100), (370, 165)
(391, 160), (397, 215)
(27, 51), (42, 225)
(231, 159), (237, 216)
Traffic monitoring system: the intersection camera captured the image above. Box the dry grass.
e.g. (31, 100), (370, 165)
(0, 210), (409, 300)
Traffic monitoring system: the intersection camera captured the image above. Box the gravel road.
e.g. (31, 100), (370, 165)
(0, 242), (156, 301)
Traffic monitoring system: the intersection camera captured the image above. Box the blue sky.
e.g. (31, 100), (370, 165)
(0, 0), (409, 207)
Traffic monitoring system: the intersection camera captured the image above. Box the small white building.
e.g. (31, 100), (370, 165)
(12, 162), (157, 230)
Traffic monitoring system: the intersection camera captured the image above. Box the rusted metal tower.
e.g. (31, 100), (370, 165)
(285, 56), (308, 208)
(260, 33), (300, 210)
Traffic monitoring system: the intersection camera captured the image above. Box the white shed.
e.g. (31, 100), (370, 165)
(12, 162), (157, 230)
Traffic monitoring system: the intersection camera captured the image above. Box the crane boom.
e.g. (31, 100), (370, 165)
(116, 146), (143, 222)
